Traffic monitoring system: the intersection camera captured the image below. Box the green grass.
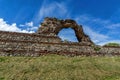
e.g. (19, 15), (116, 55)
(0, 54), (120, 80)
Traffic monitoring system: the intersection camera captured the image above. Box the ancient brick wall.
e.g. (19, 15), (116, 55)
(0, 17), (120, 56)
(99, 47), (120, 56)
(0, 31), (93, 56)
(0, 31), (61, 43)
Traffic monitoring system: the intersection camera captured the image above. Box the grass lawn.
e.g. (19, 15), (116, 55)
(0, 54), (120, 80)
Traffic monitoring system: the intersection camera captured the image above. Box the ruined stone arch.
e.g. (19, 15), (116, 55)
(37, 17), (93, 44)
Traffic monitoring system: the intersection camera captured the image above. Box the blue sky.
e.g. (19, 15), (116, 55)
(0, 0), (120, 45)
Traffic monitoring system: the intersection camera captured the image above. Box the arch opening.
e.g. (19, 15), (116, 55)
(58, 28), (78, 42)
(37, 17), (93, 44)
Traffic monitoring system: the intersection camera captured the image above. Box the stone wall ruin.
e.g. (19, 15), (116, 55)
(37, 17), (93, 43)
(0, 17), (120, 56)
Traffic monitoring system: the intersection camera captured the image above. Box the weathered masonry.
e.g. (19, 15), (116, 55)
(0, 17), (120, 56)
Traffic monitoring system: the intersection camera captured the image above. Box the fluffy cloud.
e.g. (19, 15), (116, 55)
(25, 21), (33, 27)
(20, 22), (33, 27)
(19, 21), (38, 31)
(0, 18), (34, 33)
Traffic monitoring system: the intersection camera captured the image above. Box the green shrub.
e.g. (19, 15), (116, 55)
(91, 45), (101, 51)
(104, 43), (120, 47)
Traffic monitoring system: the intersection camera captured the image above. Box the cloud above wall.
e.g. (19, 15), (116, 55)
(83, 26), (109, 43)
(19, 21), (38, 31)
(34, 0), (70, 23)
(0, 18), (35, 33)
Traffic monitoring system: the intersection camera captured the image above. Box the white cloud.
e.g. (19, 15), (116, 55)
(107, 23), (120, 29)
(34, 0), (69, 23)
(75, 14), (110, 27)
(76, 14), (120, 31)
(20, 22), (33, 27)
(19, 21), (38, 31)
(0, 18), (34, 33)
(83, 26), (109, 44)
(26, 21), (33, 27)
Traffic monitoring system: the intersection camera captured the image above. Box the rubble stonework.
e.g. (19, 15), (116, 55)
(0, 17), (120, 56)
(37, 17), (93, 44)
